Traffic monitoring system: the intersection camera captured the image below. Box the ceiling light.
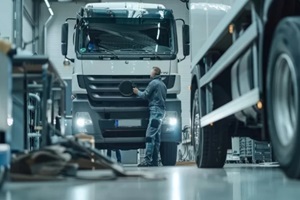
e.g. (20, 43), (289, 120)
(48, 8), (54, 16)
(44, 0), (50, 8)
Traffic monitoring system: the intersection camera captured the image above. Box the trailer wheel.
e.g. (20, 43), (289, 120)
(160, 142), (177, 166)
(267, 17), (300, 179)
(191, 86), (230, 168)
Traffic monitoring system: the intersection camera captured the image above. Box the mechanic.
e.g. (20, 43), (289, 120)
(133, 66), (167, 167)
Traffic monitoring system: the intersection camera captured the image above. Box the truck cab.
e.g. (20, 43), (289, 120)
(61, 2), (183, 165)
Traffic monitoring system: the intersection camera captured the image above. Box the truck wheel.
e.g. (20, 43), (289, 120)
(191, 87), (229, 168)
(160, 142), (177, 166)
(266, 17), (300, 179)
(191, 89), (201, 156)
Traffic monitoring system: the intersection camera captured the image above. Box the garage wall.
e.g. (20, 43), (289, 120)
(0, 0), (13, 41)
(0, 0), (33, 52)
(40, 2), (85, 79)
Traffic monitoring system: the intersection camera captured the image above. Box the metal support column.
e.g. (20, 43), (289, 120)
(23, 64), (28, 149)
(13, 0), (23, 48)
(33, 0), (41, 54)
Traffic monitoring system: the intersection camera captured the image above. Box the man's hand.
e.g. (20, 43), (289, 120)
(133, 87), (139, 95)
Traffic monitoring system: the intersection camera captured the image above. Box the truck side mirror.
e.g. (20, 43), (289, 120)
(182, 24), (190, 56)
(61, 22), (69, 56)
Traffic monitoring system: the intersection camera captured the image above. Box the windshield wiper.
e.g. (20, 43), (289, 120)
(118, 49), (152, 53)
(118, 49), (164, 59)
(119, 49), (161, 55)
(97, 46), (119, 59)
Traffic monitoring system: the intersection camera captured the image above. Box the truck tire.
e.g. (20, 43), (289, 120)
(191, 86), (230, 168)
(160, 142), (177, 166)
(266, 17), (300, 179)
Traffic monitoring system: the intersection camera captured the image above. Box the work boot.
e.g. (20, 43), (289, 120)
(137, 160), (152, 167)
(138, 142), (155, 167)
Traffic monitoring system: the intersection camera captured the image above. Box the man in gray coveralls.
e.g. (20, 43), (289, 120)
(133, 66), (167, 167)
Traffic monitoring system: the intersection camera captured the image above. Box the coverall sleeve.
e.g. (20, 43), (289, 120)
(137, 81), (156, 100)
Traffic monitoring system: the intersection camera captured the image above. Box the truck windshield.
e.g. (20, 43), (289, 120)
(77, 17), (176, 56)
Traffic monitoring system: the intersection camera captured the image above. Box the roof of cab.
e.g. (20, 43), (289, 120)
(85, 2), (166, 10)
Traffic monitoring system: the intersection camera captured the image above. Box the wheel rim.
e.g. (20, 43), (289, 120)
(193, 98), (200, 154)
(271, 53), (299, 146)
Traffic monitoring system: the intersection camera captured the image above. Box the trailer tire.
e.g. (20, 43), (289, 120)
(160, 142), (177, 166)
(191, 86), (230, 168)
(267, 17), (300, 179)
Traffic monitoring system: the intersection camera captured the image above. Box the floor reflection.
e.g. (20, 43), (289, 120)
(1, 165), (300, 200)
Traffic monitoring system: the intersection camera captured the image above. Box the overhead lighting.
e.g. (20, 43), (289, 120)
(44, 0), (54, 16)
(48, 8), (54, 16)
(44, 0), (50, 8)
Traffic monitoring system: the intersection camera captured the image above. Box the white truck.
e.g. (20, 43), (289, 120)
(61, 2), (186, 165)
(187, 0), (300, 178)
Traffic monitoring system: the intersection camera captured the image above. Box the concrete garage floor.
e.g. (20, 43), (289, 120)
(1, 164), (300, 200)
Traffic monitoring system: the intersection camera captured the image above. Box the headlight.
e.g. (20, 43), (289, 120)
(75, 112), (93, 127)
(168, 117), (178, 126)
(76, 118), (85, 127)
(164, 111), (178, 126)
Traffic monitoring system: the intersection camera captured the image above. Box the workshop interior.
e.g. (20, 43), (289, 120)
(1, 0), (300, 199)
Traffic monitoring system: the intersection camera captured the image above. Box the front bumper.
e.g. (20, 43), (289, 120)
(72, 97), (182, 149)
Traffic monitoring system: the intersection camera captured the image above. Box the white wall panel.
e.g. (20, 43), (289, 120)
(23, 17), (33, 52)
(40, 2), (85, 79)
(0, 0), (13, 41)
(0, 0), (33, 51)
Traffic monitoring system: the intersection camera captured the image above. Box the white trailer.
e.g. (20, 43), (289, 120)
(187, 0), (300, 178)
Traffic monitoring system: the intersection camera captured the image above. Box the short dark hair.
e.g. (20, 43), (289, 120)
(152, 66), (161, 75)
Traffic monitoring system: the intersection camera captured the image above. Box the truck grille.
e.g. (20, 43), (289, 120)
(77, 75), (175, 103)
